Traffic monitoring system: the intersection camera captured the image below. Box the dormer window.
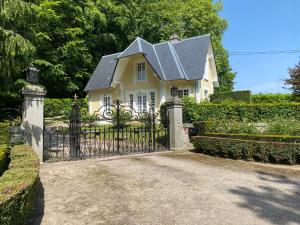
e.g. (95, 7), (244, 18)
(137, 62), (146, 81)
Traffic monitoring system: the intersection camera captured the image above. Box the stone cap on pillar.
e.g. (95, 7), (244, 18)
(22, 84), (47, 97)
(165, 97), (183, 109)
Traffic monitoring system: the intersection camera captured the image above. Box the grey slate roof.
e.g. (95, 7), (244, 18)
(84, 34), (212, 91)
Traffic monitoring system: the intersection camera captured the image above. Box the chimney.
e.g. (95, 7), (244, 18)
(169, 34), (181, 43)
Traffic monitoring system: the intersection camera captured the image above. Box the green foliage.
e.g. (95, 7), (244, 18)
(109, 109), (135, 128)
(193, 136), (300, 165)
(181, 96), (199, 123)
(251, 93), (294, 103)
(0, 0), (37, 93)
(0, 145), (9, 176)
(194, 119), (300, 136)
(0, 122), (9, 145)
(180, 98), (300, 122)
(0, 145), (40, 225)
(1, 0), (235, 102)
(285, 61), (300, 101)
(44, 98), (88, 118)
(194, 120), (259, 134)
(267, 120), (300, 136)
(204, 133), (300, 143)
(210, 90), (251, 103)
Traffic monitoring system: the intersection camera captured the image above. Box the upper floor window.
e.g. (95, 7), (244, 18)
(137, 62), (146, 81)
(178, 89), (189, 98)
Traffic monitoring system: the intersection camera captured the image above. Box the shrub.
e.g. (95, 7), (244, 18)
(0, 145), (39, 225)
(0, 92), (22, 114)
(194, 120), (260, 135)
(192, 136), (300, 165)
(251, 93), (294, 103)
(185, 101), (300, 122)
(44, 98), (88, 118)
(181, 96), (199, 123)
(267, 120), (300, 136)
(0, 145), (9, 176)
(204, 133), (300, 143)
(210, 90), (251, 103)
(0, 122), (9, 145)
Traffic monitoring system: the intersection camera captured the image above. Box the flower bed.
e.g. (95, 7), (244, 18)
(192, 136), (300, 165)
(0, 145), (39, 225)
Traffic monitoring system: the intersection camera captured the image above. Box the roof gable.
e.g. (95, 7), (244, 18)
(84, 34), (214, 91)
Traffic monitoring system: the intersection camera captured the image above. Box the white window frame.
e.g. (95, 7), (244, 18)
(177, 88), (190, 98)
(129, 93), (134, 109)
(150, 91), (155, 109)
(137, 92), (147, 112)
(204, 89), (209, 100)
(126, 89), (157, 112)
(134, 60), (147, 83)
(103, 94), (112, 114)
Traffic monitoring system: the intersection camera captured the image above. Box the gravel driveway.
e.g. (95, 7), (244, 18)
(29, 152), (300, 225)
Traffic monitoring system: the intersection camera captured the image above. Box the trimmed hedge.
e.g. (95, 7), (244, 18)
(44, 98), (88, 117)
(192, 136), (300, 165)
(0, 145), (39, 225)
(210, 90), (251, 103)
(0, 122), (9, 145)
(181, 97), (300, 122)
(204, 133), (300, 143)
(0, 145), (8, 176)
(251, 93), (294, 103)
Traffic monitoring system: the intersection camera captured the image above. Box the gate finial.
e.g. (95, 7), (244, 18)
(73, 93), (78, 101)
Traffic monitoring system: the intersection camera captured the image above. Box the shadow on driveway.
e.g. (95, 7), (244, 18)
(230, 171), (300, 225)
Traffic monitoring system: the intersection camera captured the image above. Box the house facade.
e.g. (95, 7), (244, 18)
(84, 34), (219, 114)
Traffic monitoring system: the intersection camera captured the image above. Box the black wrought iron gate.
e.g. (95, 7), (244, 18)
(43, 99), (169, 161)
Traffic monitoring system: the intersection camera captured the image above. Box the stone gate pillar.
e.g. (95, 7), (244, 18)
(165, 98), (184, 151)
(22, 84), (47, 161)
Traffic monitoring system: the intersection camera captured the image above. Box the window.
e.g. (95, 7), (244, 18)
(150, 92), (155, 108)
(137, 62), (146, 81)
(204, 89), (209, 100)
(177, 89), (189, 98)
(103, 95), (111, 112)
(129, 94), (134, 109)
(137, 94), (147, 112)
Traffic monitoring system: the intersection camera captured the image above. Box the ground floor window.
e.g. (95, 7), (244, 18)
(129, 94), (134, 109)
(178, 89), (189, 98)
(128, 91), (156, 112)
(103, 94), (111, 112)
(204, 89), (209, 100)
(137, 94), (147, 112)
(150, 92), (155, 108)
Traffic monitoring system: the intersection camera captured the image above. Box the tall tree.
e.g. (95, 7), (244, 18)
(102, 0), (235, 92)
(33, 0), (109, 97)
(0, 0), (36, 93)
(286, 61), (300, 101)
(1, 0), (235, 100)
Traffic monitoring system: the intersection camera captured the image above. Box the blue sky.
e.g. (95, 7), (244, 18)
(219, 0), (300, 93)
